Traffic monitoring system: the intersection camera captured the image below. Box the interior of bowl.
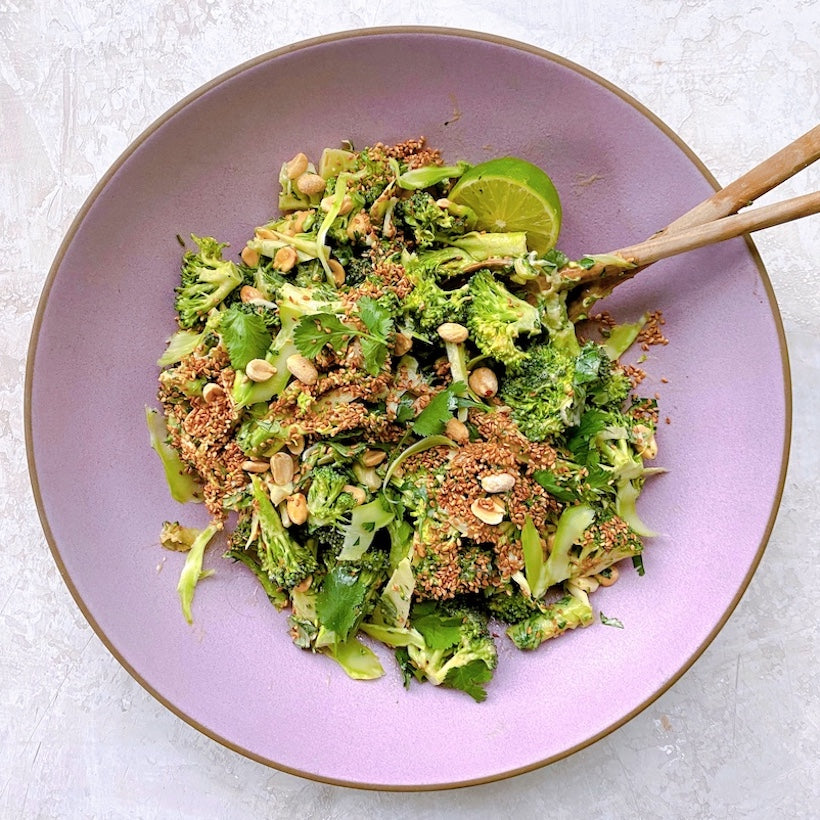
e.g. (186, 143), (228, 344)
(27, 28), (789, 789)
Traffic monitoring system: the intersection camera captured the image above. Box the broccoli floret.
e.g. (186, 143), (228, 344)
(312, 525), (347, 569)
(522, 505), (596, 599)
(343, 255), (374, 287)
(291, 259), (328, 288)
(224, 511), (289, 608)
(406, 601), (498, 701)
(566, 405), (653, 485)
(305, 466), (356, 530)
(175, 235), (243, 329)
(145, 407), (203, 503)
(499, 343), (586, 439)
(397, 190), (472, 248)
(396, 162), (470, 190)
(157, 364), (207, 401)
(569, 513), (644, 578)
(250, 475), (317, 590)
(401, 256), (472, 335)
(227, 295), (280, 332)
(564, 403), (660, 537)
(588, 364), (632, 407)
(506, 592), (594, 651)
(484, 582), (545, 624)
(466, 269), (540, 367)
(413, 232), (528, 277)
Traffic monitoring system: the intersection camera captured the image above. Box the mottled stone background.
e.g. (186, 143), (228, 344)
(1, 1), (818, 817)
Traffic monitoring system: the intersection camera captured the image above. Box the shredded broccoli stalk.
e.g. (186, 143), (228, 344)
(146, 407), (201, 503)
(177, 523), (220, 624)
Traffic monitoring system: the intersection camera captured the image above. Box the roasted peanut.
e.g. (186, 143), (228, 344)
(202, 382), (225, 404)
(393, 332), (413, 356)
(470, 496), (506, 525)
(286, 492), (308, 525)
(295, 173), (326, 196)
(437, 322), (469, 344)
(343, 484), (367, 505)
(273, 245), (298, 272)
(346, 211), (371, 240)
(286, 353), (319, 385)
(481, 472), (516, 493)
(240, 284), (264, 303)
(271, 452), (295, 485)
(241, 459), (270, 474)
(245, 358), (277, 382)
(468, 366), (498, 398)
(361, 449), (387, 467)
(320, 194), (353, 216)
(240, 246), (260, 267)
(285, 152), (309, 180)
(293, 574), (313, 593)
(328, 258), (345, 286)
(596, 566), (620, 587)
(286, 210), (312, 235)
(444, 417), (470, 443)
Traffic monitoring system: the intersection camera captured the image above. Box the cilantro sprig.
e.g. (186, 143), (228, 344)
(293, 296), (393, 375)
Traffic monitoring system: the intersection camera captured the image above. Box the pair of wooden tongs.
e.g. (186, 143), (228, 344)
(564, 124), (820, 319)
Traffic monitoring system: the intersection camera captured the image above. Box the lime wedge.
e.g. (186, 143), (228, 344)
(448, 157), (562, 253)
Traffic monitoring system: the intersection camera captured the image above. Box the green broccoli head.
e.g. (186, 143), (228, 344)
(340, 255), (373, 287)
(569, 513), (644, 578)
(506, 592), (594, 651)
(305, 466), (357, 530)
(401, 257), (472, 336)
(175, 235), (243, 329)
(224, 510), (290, 609)
(406, 601), (498, 701)
(397, 190), (472, 248)
(466, 269), (540, 367)
(251, 475), (317, 590)
(312, 525), (347, 569)
(500, 342), (586, 440)
(484, 582), (545, 624)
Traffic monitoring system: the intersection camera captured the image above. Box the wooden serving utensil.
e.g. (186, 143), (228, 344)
(564, 124), (820, 319)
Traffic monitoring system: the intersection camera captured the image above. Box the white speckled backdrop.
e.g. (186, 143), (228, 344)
(2, 1), (818, 817)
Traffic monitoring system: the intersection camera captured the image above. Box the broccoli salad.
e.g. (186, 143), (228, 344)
(150, 138), (664, 702)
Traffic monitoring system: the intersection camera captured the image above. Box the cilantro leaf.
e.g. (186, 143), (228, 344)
(411, 382), (470, 437)
(533, 469), (582, 503)
(357, 296), (392, 339)
(412, 603), (462, 650)
(293, 313), (351, 358)
(395, 396), (416, 423)
(599, 611), (624, 629)
(443, 660), (493, 702)
(315, 564), (370, 642)
(220, 306), (272, 370)
(412, 389), (454, 437)
(360, 335), (389, 375)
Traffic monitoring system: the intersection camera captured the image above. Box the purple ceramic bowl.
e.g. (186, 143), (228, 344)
(26, 28), (790, 789)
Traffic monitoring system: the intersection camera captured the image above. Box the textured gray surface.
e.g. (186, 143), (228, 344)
(2, 1), (818, 817)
